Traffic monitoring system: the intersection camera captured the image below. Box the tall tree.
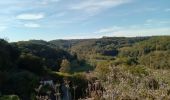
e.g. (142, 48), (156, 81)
(59, 59), (71, 73)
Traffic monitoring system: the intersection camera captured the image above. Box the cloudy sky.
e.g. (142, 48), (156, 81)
(0, 0), (170, 41)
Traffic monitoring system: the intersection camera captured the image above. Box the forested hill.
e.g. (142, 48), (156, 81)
(119, 36), (170, 69)
(49, 37), (150, 60)
(49, 37), (149, 50)
(0, 39), (86, 99)
(0, 36), (170, 99)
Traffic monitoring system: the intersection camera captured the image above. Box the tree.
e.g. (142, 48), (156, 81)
(0, 71), (8, 90)
(17, 53), (45, 75)
(3, 71), (39, 100)
(95, 61), (110, 80)
(0, 39), (20, 71)
(59, 59), (71, 73)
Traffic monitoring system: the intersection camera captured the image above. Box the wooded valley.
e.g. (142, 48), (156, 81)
(0, 36), (170, 100)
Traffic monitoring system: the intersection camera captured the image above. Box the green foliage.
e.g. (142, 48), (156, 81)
(15, 41), (73, 71)
(114, 57), (138, 66)
(64, 73), (88, 99)
(139, 51), (170, 69)
(0, 39), (20, 71)
(119, 36), (170, 57)
(95, 61), (111, 80)
(17, 53), (45, 75)
(69, 37), (148, 60)
(0, 36), (170, 99)
(119, 36), (170, 69)
(2, 71), (38, 100)
(128, 65), (149, 77)
(50, 39), (81, 50)
(59, 59), (71, 73)
(0, 95), (20, 100)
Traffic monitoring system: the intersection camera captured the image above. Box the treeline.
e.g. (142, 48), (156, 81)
(50, 37), (149, 60)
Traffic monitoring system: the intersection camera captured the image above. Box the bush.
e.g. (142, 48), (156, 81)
(95, 61), (110, 80)
(2, 71), (39, 100)
(0, 95), (20, 100)
(147, 78), (159, 90)
(139, 51), (170, 69)
(128, 65), (149, 77)
(17, 53), (46, 75)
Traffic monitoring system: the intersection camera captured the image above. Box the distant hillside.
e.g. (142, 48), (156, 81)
(49, 39), (91, 50)
(119, 36), (170, 69)
(50, 37), (150, 60)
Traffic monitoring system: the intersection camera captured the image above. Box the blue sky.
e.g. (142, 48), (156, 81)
(0, 0), (170, 42)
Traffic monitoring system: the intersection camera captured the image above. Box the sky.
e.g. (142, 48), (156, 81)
(0, 0), (170, 42)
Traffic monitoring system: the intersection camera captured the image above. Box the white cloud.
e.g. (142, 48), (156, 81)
(96, 26), (170, 37)
(41, 0), (60, 5)
(69, 0), (131, 14)
(97, 26), (122, 33)
(16, 13), (44, 20)
(144, 19), (170, 26)
(52, 25), (170, 39)
(113, 27), (170, 37)
(24, 23), (40, 28)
